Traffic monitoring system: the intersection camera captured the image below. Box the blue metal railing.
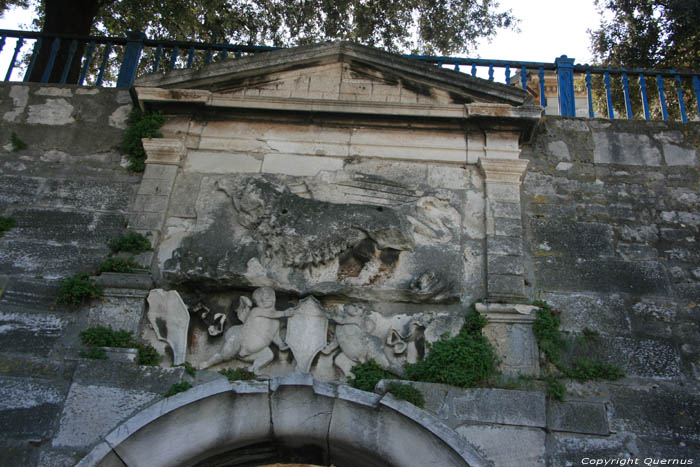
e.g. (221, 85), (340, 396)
(2, 28), (699, 122)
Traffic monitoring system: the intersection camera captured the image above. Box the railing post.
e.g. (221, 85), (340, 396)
(555, 55), (576, 117)
(116, 30), (146, 88)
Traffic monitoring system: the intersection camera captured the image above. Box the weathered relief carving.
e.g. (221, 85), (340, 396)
(285, 296), (328, 372)
(146, 289), (190, 366)
(163, 175), (463, 303)
(199, 287), (292, 373)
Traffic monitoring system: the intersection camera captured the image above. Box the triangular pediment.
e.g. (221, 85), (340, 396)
(134, 41), (532, 108)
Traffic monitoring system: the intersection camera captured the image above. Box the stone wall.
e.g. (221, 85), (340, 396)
(0, 81), (698, 466)
(521, 117), (700, 463)
(0, 83), (185, 466)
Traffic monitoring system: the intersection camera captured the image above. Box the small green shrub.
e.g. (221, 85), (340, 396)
(545, 375), (566, 401)
(563, 359), (624, 382)
(56, 273), (103, 306)
(108, 231), (151, 254)
(120, 109), (166, 172)
(404, 310), (497, 388)
(179, 361), (196, 376)
(349, 360), (395, 392)
(79, 347), (108, 360)
(386, 382), (425, 408)
(0, 216), (17, 237)
(164, 381), (192, 397)
(137, 344), (161, 366)
(98, 256), (144, 274)
(80, 326), (136, 348)
(219, 367), (256, 382)
(532, 300), (566, 364)
(11, 133), (27, 151)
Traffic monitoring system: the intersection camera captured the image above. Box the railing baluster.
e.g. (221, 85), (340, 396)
(656, 74), (668, 121)
(60, 39), (78, 84)
(169, 46), (179, 70)
(436, 60), (442, 68)
(0, 36), (5, 53)
(471, 63), (476, 77)
(79, 41), (96, 85)
(5, 36), (24, 81)
(220, 47), (228, 61)
(693, 76), (700, 121)
(186, 46), (195, 68)
(604, 70), (614, 119)
(674, 73), (688, 123)
(454, 62), (460, 72)
(205, 48), (213, 65)
(96, 42), (112, 87)
(639, 74), (650, 120)
(520, 66), (527, 90)
(488, 64), (494, 81)
(24, 38), (42, 82)
(41, 37), (61, 83)
(505, 65), (511, 85)
(538, 67), (546, 113)
(153, 44), (163, 72)
(621, 72), (632, 119)
(555, 55), (575, 117)
(585, 70), (594, 118)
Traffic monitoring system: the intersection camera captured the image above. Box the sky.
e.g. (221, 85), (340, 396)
(0, 0), (602, 81)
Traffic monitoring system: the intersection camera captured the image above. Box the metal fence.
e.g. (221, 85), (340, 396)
(2, 28), (699, 122)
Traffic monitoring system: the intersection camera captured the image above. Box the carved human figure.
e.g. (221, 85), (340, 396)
(323, 304), (403, 378)
(199, 287), (293, 373)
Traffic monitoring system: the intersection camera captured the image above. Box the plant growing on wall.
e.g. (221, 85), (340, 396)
(98, 257), (145, 274)
(107, 231), (152, 254)
(79, 325), (161, 366)
(0, 216), (17, 237)
(120, 109), (165, 172)
(56, 273), (104, 306)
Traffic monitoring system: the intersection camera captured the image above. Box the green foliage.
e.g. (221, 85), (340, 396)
(108, 231), (151, 254)
(219, 367), (256, 382)
(164, 381), (192, 397)
(79, 347), (108, 360)
(0, 216), (17, 237)
(460, 306), (487, 336)
(386, 382), (425, 408)
(180, 361), (197, 377)
(545, 375), (566, 401)
(120, 109), (165, 172)
(349, 360), (395, 392)
(137, 344), (161, 366)
(56, 273), (103, 306)
(79, 326), (161, 365)
(80, 326), (136, 347)
(98, 256), (144, 274)
(563, 359), (625, 382)
(10, 132), (27, 151)
(532, 300), (566, 364)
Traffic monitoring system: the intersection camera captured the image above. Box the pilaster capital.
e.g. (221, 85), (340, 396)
(142, 138), (186, 166)
(478, 157), (530, 184)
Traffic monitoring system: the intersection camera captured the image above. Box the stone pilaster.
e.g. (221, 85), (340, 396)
(479, 157), (529, 302)
(475, 303), (539, 377)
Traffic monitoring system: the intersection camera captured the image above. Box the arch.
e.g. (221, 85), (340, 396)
(77, 373), (488, 467)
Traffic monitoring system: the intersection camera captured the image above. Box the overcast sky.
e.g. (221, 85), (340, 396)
(0, 0), (602, 80)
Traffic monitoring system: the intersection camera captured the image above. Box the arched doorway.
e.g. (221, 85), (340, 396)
(78, 373), (487, 467)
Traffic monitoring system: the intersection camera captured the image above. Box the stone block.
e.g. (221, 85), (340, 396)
(455, 424), (545, 467)
(86, 296), (146, 335)
(0, 307), (69, 356)
(0, 175), (43, 204)
(547, 140), (571, 160)
(185, 151), (263, 174)
(487, 200), (521, 219)
(488, 274), (525, 300)
(132, 194), (169, 213)
(547, 400), (609, 435)
(547, 432), (640, 467)
(663, 143), (698, 166)
(539, 292), (631, 336)
(142, 164), (178, 181)
(52, 383), (159, 448)
(487, 254), (524, 275)
(530, 219), (614, 257)
(593, 132), (662, 166)
(534, 257), (670, 295)
(451, 387), (546, 427)
(493, 217), (522, 237)
(488, 236), (522, 256)
(71, 361), (183, 394)
(427, 165), (470, 190)
(27, 98), (75, 125)
(128, 212), (166, 231)
(608, 382), (700, 441)
(40, 179), (134, 212)
(486, 183), (521, 202)
(262, 153), (343, 177)
(0, 239), (107, 278)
